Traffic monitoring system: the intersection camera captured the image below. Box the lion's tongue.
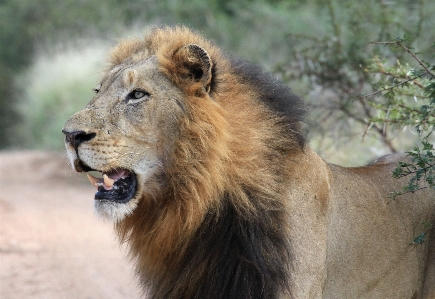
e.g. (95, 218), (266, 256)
(86, 170), (127, 191)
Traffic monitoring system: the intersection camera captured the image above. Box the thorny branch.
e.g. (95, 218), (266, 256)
(360, 73), (426, 98)
(369, 41), (435, 78)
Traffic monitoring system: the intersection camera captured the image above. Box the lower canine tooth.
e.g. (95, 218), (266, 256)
(103, 174), (115, 188)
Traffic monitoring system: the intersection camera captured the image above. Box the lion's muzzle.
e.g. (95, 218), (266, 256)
(62, 128), (139, 205)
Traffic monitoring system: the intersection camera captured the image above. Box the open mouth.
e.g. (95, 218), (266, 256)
(86, 169), (137, 203)
(74, 159), (137, 203)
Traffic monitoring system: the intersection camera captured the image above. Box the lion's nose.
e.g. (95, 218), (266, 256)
(62, 130), (96, 150)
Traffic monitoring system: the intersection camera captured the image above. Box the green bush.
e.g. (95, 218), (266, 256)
(274, 0), (435, 164)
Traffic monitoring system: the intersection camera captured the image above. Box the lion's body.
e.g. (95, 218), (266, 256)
(63, 27), (435, 299)
(325, 160), (435, 299)
(286, 152), (435, 298)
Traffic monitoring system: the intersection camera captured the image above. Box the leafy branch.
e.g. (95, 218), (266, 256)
(365, 37), (435, 199)
(362, 73), (426, 98)
(389, 142), (435, 199)
(369, 39), (435, 78)
(409, 222), (433, 247)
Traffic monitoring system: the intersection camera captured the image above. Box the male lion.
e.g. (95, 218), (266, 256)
(62, 27), (435, 299)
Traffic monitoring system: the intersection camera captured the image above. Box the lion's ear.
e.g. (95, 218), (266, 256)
(174, 44), (213, 93)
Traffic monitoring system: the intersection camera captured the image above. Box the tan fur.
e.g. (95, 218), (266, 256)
(63, 26), (435, 298)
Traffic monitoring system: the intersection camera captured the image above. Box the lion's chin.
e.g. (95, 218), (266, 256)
(87, 169), (139, 221)
(70, 157), (140, 221)
(94, 198), (139, 221)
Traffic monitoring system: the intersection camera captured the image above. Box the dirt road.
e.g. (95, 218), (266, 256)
(0, 151), (141, 299)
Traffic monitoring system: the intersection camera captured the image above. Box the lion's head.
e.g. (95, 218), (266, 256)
(62, 27), (304, 223)
(63, 33), (221, 220)
(63, 54), (184, 220)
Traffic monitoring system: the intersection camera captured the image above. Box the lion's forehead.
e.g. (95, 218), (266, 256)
(99, 56), (180, 99)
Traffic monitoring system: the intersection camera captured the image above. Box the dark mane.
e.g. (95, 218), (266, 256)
(230, 59), (306, 146)
(148, 195), (291, 299)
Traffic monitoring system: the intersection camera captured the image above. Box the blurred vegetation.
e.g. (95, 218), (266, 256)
(0, 0), (124, 147)
(1, 0), (434, 167)
(274, 0), (434, 157)
(0, 0), (302, 149)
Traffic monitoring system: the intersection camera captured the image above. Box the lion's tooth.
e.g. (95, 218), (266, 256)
(87, 173), (99, 187)
(103, 174), (115, 188)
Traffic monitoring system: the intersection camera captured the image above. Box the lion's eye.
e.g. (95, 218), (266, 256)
(126, 89), (150, 103)
(133, 91), (145, 99)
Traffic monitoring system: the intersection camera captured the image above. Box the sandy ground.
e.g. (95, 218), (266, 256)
(0, 151), (142, 299)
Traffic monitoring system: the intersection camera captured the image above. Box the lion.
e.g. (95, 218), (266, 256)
(62, 26), (435, 299)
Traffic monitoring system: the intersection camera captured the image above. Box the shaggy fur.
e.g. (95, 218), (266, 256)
(112, 27), (304, 298)
(63, 26), (435, 299)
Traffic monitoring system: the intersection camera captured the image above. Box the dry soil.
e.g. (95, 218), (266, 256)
(0, 151), (142, 299)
